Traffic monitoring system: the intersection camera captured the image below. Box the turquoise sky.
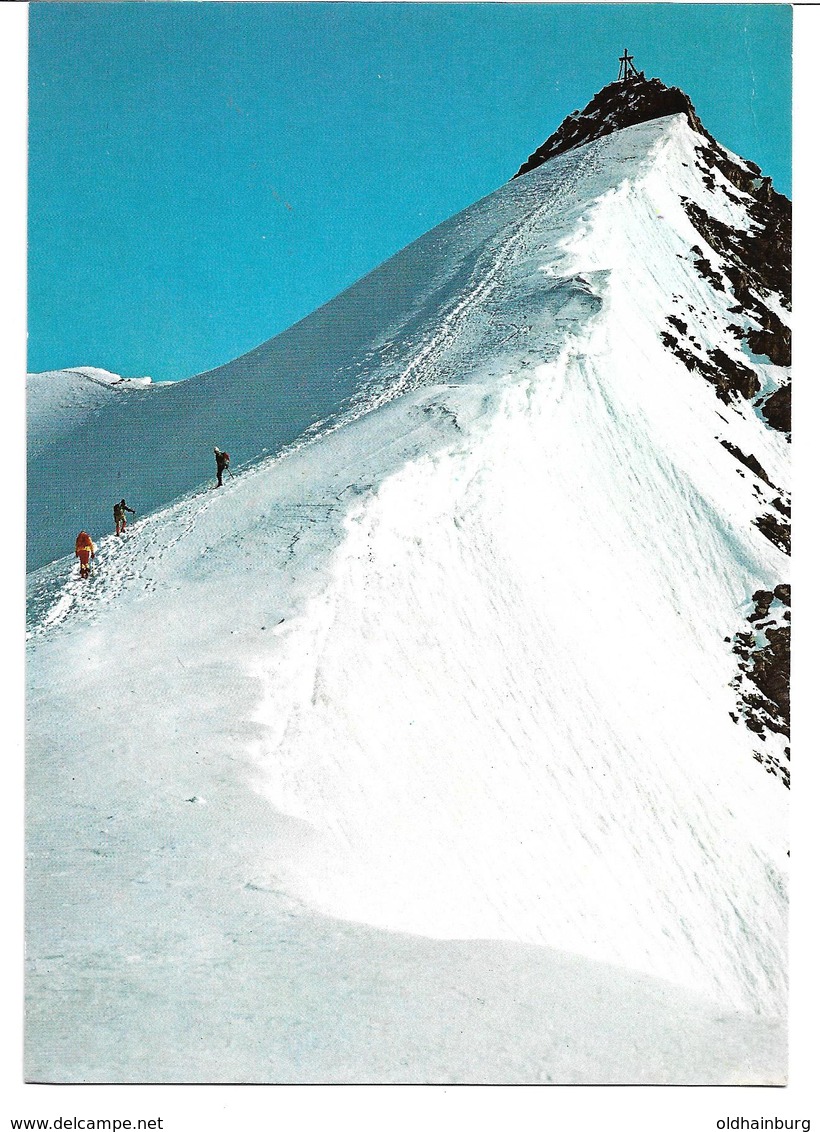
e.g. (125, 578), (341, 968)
(28, 3), (792, 382)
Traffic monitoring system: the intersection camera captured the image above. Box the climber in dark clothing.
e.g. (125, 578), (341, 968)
(214, 447), (230, 487)
(113, 499), (135, 536)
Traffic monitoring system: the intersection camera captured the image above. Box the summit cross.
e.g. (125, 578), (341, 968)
(618, 49), (639, 81)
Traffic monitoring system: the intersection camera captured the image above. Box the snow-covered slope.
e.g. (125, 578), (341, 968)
(26, 146), (621, 571)
(26, 102), (790, 1082)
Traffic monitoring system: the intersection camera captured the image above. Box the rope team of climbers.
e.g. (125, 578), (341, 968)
(73, 446), (230, 580)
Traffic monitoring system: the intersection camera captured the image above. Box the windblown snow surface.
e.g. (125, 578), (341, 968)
(26, 114), (789, 1083)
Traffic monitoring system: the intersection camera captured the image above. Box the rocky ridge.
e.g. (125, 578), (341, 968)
(728, 586), (791, 788)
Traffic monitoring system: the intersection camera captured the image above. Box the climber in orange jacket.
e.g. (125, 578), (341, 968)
(75, 531), (96, 579)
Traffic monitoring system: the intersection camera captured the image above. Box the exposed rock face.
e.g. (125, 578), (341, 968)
(680, 194), (792, 378)
(514, 76), (711, 176)
(661, 318), (762, 404)
(759, 383), (791, 434)
(715, 434), (791, 556)
(719, 441), (774, 488)
(677, 143), (792, 451)
(747, 324), (791, 369)
(674, 142), (792, 552)
(729, 586), (791, 788)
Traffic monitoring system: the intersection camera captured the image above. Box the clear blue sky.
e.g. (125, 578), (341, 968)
(28, 2), (792, 382)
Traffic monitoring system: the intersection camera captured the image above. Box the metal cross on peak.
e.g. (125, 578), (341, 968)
(618, 48), (640, 81)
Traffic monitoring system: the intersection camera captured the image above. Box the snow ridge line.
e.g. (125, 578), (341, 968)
(25, 148), (612, 640)
(360, 153), (599, 412)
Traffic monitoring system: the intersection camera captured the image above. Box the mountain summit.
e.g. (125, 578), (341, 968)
(515, 66), (791, 430)
(515, 72), (712, 176)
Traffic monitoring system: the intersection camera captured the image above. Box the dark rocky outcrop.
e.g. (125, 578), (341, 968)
(716, 439), (790, 553)
(759, 383), (792, 435)
(660, 319), (760, 404)
(514, 76), (711, 177)
(676, 156), (791, 444)
(720, 441), (774, 488)
(691, 144), (791, 304)
(747, 325), (791, 368)
(682, 200), (791, 318)
(754, 511), (791, 555)
(690, 248), (725, 291)
(679, 191), (791, 401)
(729, 586), (791, 787)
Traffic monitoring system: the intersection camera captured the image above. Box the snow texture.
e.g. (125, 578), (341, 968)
(26, 113), (789, 1083)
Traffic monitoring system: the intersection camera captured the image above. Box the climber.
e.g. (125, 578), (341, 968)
(74, 531), (96, 579)
(113, 498), (135, 536)
(214, 447), (230, 487)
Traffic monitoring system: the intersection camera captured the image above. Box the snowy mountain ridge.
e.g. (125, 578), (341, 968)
(27, 96), (790, 1081)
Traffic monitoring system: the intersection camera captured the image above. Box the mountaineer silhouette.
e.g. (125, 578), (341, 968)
(214, 447), (230, 488)
(113, 499), (135, 536)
